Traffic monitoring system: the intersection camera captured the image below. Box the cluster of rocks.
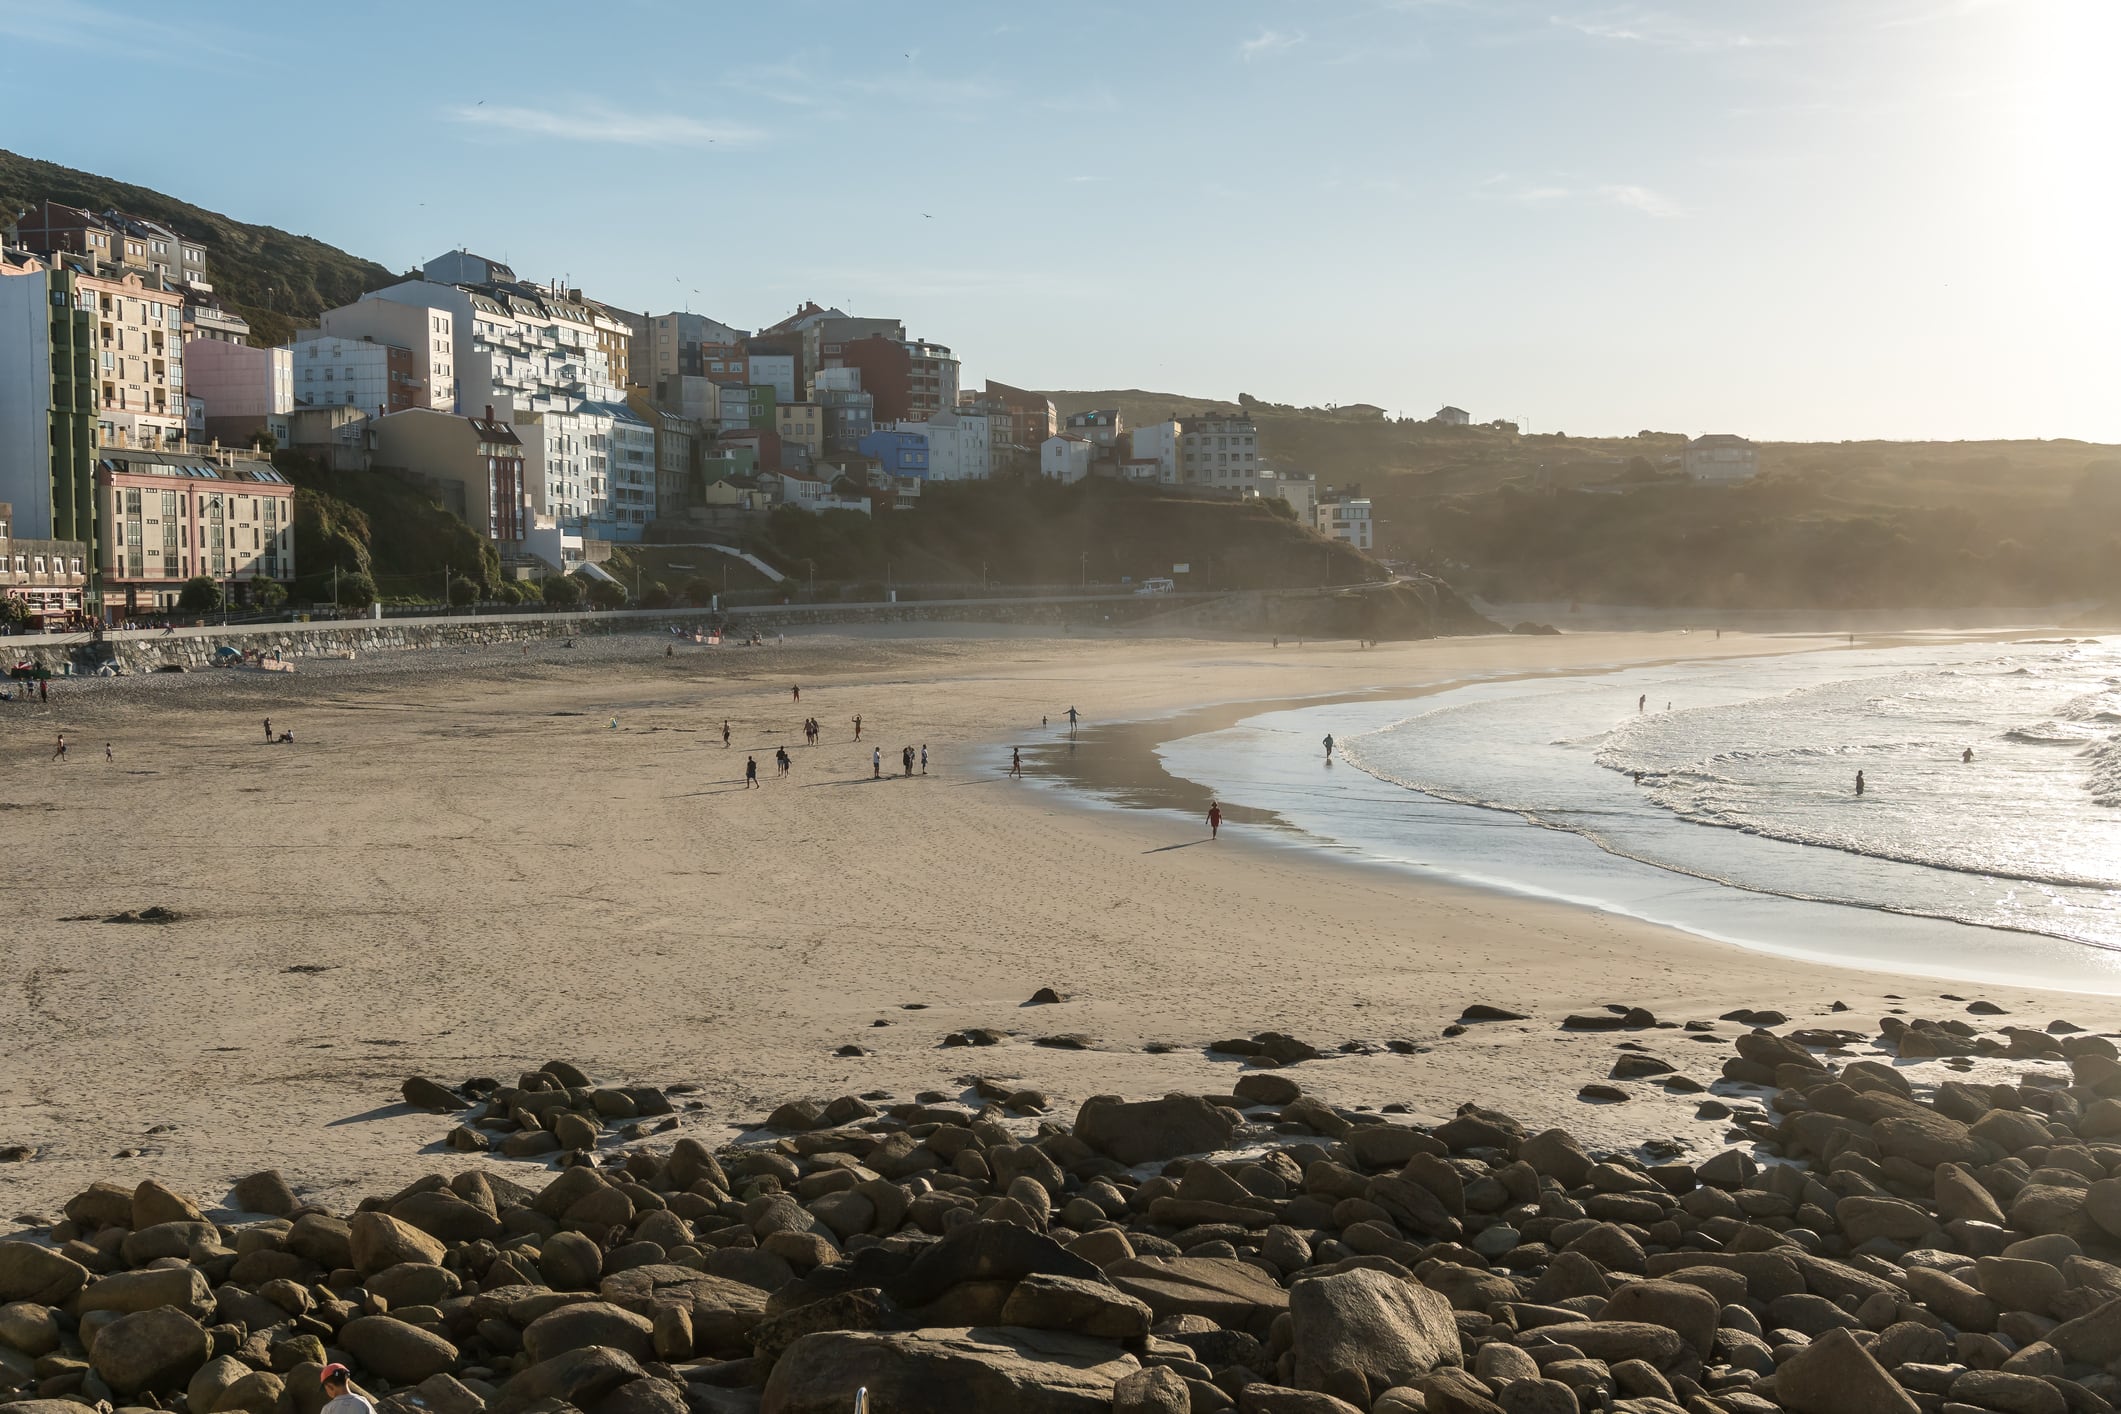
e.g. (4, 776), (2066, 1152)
(2, 1012), (2119, 1414)
(399, 1066), (685, 1162)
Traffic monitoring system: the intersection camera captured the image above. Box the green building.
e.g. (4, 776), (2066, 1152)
(0, 258), (100, 609)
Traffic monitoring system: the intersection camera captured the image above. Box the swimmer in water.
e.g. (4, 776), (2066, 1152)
(1962, 747), (1974, 763)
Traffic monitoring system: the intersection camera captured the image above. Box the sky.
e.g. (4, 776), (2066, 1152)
(2, 0), (2116, 443)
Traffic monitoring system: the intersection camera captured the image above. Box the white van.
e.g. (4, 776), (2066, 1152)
(1136, 577), (1175, 596)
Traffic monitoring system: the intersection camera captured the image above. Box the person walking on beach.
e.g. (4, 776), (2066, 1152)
(792, 684), (800, 703)
(872, 746), (882, 779)
(52, 734), (66, 762)
(1638, 694), (1646, 713)
(1208, 801), (1222, 839)
(1010, 746), (1023, 778)
(901, 745), (914, 777)
(853, 714), (863, 742)
(1855, 769), (1865, 796)
(920, 744), (927, 774)
(1066, 706), (1079, 734)
(263, 717), (272, 742)
(104, 742), (112, 763)
(320, 1365), (373, 1414)
(722, 719), (731, 748)
(775, 746), (790, 777)
(745, 755), (759, 789)
(1322, 732), (1335, 761)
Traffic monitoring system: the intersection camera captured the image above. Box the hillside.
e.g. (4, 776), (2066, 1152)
(1048, 389), (2121, 609)
(0, 149), (398, 347)
(747, 478), (1383, 594)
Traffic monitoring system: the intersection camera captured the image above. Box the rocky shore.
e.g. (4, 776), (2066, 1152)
(3, 1003), (2119, 1414)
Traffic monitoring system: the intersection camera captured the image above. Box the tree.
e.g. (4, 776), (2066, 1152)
(639, 580), (673, 609)
(583, 576), (628, 610)
(0, 593), (29, 630)
(177, 576), (222, 613)
(336, 571), (377, 610)
(448, 576), (479, 608)
(249, 429), (278, 454)
(542, 574), (583, 609)
(249, 578), (288, 610)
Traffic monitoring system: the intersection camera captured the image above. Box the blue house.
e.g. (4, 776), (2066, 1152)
(857, 429), (930, 478)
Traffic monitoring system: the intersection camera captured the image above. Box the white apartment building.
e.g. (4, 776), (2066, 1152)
(289, 335), (399, 412)
(1180, 412), (1260, 486)
(360, 269), (623, 541)
(1315, 496), (1374, 551)
(894, 409), (990, 481)
(316, 295), (455, 410)
(181, 340), (292, 434)
(1041, 434), (1093, 485)
(582, 400), (656, 540)
(1130, 420), (1181, 482)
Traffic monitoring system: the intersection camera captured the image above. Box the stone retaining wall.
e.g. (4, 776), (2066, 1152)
(5, 594), (1194, 676)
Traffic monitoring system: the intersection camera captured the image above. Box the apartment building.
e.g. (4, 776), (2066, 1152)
(1179, 411), (1260, 486)
(5, 201), (207, 290)
(0, 252), (98, 581)
(777, 401), (825, 461)
(1314, 494), (1373, 552)
(316, 295), (454, 410)
(1065, 408), (1124, 452)
(643, 310), (748, 390)
(370, 407), (530, 549)
(97, 448), (295, 612)
(290, 334), (420, 415)
(582, 399), (656, 539)
(894, 409), (990, 481)
(1129, 419), (1181, 482)
(0, 500), (90, 626)
(626, 391), (704, 521)
(182, 341), (292, 441)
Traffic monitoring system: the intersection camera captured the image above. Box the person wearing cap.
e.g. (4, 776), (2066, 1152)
(320, 1364), (374, 1414)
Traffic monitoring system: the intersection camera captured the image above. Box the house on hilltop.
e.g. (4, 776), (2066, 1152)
(1434, 405), (1470, 426)
(1683, 433), (1758, 483)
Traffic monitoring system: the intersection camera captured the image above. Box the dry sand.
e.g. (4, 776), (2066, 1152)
(2, 626), (2115, 1222)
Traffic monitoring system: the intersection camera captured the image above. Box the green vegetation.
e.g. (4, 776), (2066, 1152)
(0, 595), (30, 630)
(747, 479), (1379, 592)
(0, 148), (399, 347)
(1048, 390), (2121, 609)
(276, 453), (500, 605)
(176, 576), (221, 613)
(541, 576), (583, 609)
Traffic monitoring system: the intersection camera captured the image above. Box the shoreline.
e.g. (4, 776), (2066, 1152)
(4, 624), (2119, 1221)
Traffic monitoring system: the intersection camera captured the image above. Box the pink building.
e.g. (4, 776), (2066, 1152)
(96, 447), (296, 614)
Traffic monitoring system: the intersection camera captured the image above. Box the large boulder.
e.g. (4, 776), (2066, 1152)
(87, 1307), (210, 1394)
(999, 1274), (1152, 1340)
(77, 1265), (215, 1320)
(1769, 1326), (1920, 1414)
(1106, 1256), (1290, 1338)
(521, 1301), (655, 1364)
(337, 1314), (461, 1382)
(893, 1222), (1105, 1307)
(1596, 1279), (1719, 1354)
(490, 1345), (645, 1414)
(598, 1265), (769, 1355)
(0, 1243), (88, 1306)
(2045, 1295), (2121, 1366)
(348, 1211), (448, 1275)
(760, 1326), (1139, 1414)
(1287, 1268), (1461, 1407)
(1074, 1095), (1237, 1166)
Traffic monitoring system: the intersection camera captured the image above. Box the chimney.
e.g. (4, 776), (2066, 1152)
(485, 404), (495, 423)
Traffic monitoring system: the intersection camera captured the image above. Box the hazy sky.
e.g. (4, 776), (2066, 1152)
(3, 0), (2114, 442)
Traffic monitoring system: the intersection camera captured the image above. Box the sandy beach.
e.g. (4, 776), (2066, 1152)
(3, 625), (2116, 1222)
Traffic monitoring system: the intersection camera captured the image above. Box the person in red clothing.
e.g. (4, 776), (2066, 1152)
(1207, 801), (1222, 839)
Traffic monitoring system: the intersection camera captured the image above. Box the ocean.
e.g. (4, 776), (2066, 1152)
(1140, 637), (2121, 993)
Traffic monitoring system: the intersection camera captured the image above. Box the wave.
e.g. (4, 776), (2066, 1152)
(2089, 738), (2121, 809)
(2005, 723), (2099, 746)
